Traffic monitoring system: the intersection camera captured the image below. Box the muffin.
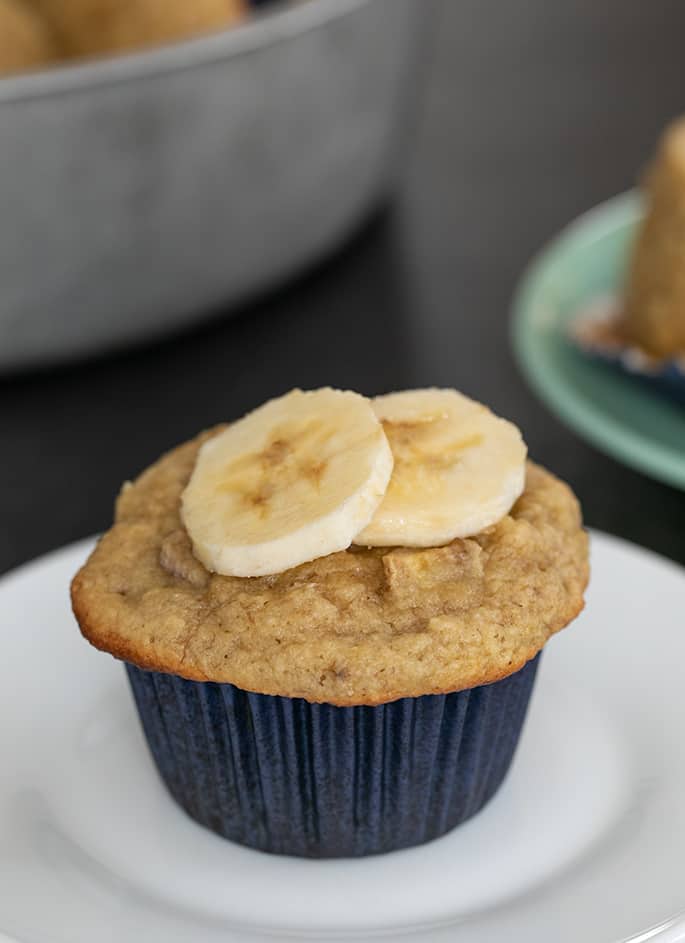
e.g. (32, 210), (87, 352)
(36, 0), (246, 58)
(0, 0), (58, 76)
(624, 117), (685, 358)
(72, 388), (588, 858)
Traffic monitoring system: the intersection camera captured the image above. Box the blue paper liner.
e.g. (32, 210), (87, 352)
(571, 297), (685, 407)
(126, 655), (539, 858)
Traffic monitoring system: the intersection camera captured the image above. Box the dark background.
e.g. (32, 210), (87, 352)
(3, 0), (685, 576)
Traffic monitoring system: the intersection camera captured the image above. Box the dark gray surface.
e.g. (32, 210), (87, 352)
(2, 0), (685, 576)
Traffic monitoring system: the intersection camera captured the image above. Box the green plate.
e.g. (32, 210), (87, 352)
(512, 190), (685, 490)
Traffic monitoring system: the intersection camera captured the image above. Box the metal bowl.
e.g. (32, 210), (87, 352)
(0, 0), (431, 371)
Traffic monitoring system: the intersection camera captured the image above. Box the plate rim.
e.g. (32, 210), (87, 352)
(511, 189), (685, 491)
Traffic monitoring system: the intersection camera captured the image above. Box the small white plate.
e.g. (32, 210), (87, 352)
(1, 533), (685, 943)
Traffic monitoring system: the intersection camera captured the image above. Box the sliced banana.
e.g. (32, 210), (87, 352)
(181, 388), (393, 577)
(355, 388), (526, 547)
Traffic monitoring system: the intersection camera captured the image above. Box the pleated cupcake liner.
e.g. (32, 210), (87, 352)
(126, 654), (540, 858)
(570, 296), (685, 407)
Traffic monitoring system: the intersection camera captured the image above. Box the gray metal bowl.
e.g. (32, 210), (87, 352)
(0, 0), (431, 371)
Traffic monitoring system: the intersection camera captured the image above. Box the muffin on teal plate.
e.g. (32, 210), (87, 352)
(569, 118), (685, 406)
(513, 119), (685, 489)
(72, 387), (588, 858)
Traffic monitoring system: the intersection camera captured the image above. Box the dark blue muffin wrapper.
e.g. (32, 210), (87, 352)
(126, 655), (540, 858)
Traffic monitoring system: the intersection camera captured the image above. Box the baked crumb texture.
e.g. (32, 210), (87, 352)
(72, 428), (589, 705)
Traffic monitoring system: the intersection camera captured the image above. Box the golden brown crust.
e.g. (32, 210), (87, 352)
(71, 429), (589, 705)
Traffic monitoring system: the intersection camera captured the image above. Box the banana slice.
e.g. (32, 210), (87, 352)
(181, 388), (393, 577)
(355, 388), (526, 547)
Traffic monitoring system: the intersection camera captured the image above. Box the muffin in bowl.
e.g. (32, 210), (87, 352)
(72, 387), (588, 858)
(35, 0), (246, 59)
(0, 0), (58, 75)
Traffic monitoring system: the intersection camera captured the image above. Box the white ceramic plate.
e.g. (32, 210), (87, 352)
(1, 533), (684, 943)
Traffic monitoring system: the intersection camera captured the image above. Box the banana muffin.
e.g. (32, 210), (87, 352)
(624, 117), (685, 358)
(72, 388), (589, 857)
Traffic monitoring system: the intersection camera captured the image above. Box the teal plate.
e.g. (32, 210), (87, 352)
(512, 190), (685, 490)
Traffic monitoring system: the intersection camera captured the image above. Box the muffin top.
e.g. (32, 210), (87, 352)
(72, 411), (588, 705)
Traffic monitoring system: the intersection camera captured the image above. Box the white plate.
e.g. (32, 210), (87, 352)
(1, 533), (684, 943)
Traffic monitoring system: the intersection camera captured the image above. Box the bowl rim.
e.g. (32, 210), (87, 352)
(0, 0), (371, 104)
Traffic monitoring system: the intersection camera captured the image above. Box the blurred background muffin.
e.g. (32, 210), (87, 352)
(0, 0), (57, 74)
(623, 118), (685, 358)
(33, 0), (246, 58)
